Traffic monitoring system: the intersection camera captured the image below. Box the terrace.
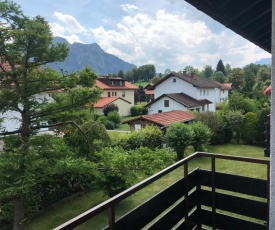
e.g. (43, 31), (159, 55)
(54, 152), (269, 230)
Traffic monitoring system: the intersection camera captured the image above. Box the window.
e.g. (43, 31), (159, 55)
(173, 78), (176, 83)
(120, 81), (123, 86)
(200, 90), (202, 96)
(112, 92), (114, 96)
(164, 100), (169, 107)
(202, 105), (205, 111)
(111, 81), (114, 85)
(135, 124), (141, 131)
(207, 90), (209, 95)
(158, 110), (162, 113)
(203, 89), (206, 95)
(122, 91), (125, 97)
(108, 92), (111, 97)
(196, 108), (200, 112)
(115, 92), (117, 96)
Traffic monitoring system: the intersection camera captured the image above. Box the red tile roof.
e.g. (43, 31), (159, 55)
(96, 79), (138, 90)
(212, 81), (232, 90)
(123, 110), (196, 127)
(145, 90), (154, 95)
(94, 97), (131, 108)
(264, 85), (271, 95)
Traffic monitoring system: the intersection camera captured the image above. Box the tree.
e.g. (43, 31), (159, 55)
(0, 2), (102, 229)
(125, 70), (133, 82)
(166, 123), (194, 161)
(103, 103), (119, 116)
(107, 111), (121, 128)
(138, 64), (156, 81)
(202, 65), (213, 78)
(164, 68), (171, 76)
(138, 85), (146, 102)
(227, 68), (245, 91)
(216, 59), (226, 75)
(190, 121), (211, 151)
(151, 76), (162, 84)
(225, 64), (232, 76)
(225, 110), (244, 144)
(212, 71), (226, 83)
(240, 112), (258, 144)
(117, 69), (124, 79)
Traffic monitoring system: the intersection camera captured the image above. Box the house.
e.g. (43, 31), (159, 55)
(123, 110), (196, 131)
(144, 82), (155, 102)
(146, 71), (229, 114)
(212, 81), (232, 102)
(94, 97), (132, 116)
(145, 93), (212, 114)
(96, 77), (138, 115)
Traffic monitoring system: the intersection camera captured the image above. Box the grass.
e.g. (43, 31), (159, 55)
(25, 143), (268, 230)
(133, 81), (149, 87)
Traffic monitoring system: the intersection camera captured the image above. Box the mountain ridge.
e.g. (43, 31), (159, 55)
(47, 37), (136, 75)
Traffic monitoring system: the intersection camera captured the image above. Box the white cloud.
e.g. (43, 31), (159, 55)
(120, 4), (140, 12)
(92, 9), (270, 72)
(49, 12), (90, 43)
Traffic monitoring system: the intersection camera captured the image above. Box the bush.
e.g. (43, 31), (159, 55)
(103, 103), (119, 116)
(190, 121), (211, 151)
(97, 115), (107, 123)
(255, 108), (270, 146)
(127, 126), (164, 150)
(104, 120), (115, 130)
(241, 112), (258, 144)
(107, 111), (121, 127)
(141, 107), (148, 115)
(195, 111), (232, 144)
(130, 105), (142, 116)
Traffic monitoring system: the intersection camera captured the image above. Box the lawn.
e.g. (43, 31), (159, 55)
(133, 81), (149, 87)
(25, 143), (268, 230)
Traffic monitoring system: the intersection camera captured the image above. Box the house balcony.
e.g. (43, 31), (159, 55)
(54, 152), (270, 230)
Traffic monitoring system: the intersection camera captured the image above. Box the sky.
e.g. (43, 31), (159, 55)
(13, 0), (271, 73)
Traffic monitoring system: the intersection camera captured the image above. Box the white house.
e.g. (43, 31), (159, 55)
(146, 71), (231, 114)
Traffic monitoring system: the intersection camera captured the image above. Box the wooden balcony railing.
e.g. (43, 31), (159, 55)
(54, 152), (270, 230)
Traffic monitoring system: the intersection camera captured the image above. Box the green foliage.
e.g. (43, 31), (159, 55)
(130, 105), (142, 116)
(190, 121), (211, 151)
(212, 71), (226, 83)
(127, 126), (164, 150)
(151, 76), (162, 84)
(224, 110), (244, 144)
(97, 115), (107, 123)
(228, 92), (259, 114)
(103, 120), (115, 130)
(216, 59), (226, 75)
(241, 112), (258, 144)
(141, 107), (148, 115)
(107, 111), (121, 127)
(97, 146), (174, 197)
(195, 111), (232, 144)
(255, 108), (270, 146)
(227, 68), (245, 90)
(0, 135), (98, 226)
(166, 123), (194, 160)
(202, 65), (213, 78)
(103, 103), (119, 116)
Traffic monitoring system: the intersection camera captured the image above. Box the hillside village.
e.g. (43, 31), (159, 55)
(0, 1), (273, 230)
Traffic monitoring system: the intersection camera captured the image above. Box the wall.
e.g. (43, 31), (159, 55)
(101, 89), (135, 104)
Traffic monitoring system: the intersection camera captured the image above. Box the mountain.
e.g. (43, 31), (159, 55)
(254, 57), (271, 65)
(47, 37), (136, 75)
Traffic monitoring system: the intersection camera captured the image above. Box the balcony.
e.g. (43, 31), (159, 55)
(54, 152), (269, 230)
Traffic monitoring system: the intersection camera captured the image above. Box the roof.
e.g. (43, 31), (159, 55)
(96, 79), (138, 90)
(94, 97), (131, 108)
(123, 110), (196, 127)
(212, 81), (232, 90)
(152, 72), (218, 89)
(264, 85), (271, 95)
(145, 90), (154, 95)
(146, 92), (212, 108)
(184, 0), (271, 53)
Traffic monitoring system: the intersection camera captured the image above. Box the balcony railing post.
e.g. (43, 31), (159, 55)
(267, 163), (270, 229)
(211, 156), (216, 230)
(108, 206), (115, 230)
(184, 161), (189, 229)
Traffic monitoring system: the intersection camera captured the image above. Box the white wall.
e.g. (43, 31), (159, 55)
(101, 90), (135, 104)
(147, 96), (188, 114)
(155, 77), (197, 99)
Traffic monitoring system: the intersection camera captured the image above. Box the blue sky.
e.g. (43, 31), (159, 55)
(13, 0), (271, 73)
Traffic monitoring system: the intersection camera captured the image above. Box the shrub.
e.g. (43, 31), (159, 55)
(141, 107), (148, 115)
(241, 112), (258, 144)
(190, 121), (211, 151)
(255, 108), (270, 146)
(127, 125), (164, 150)
(97, 115), (107, 123)
(130, 105), (142, 116)
(103, 103), (119, 116)
(107, 111), (121, 127)
(166, 123), (194, 161)
(104, 120), (115, 130)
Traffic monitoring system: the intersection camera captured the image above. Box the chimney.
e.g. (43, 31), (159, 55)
(183, 70), (187, 75)
(191, 72), (196, 79)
